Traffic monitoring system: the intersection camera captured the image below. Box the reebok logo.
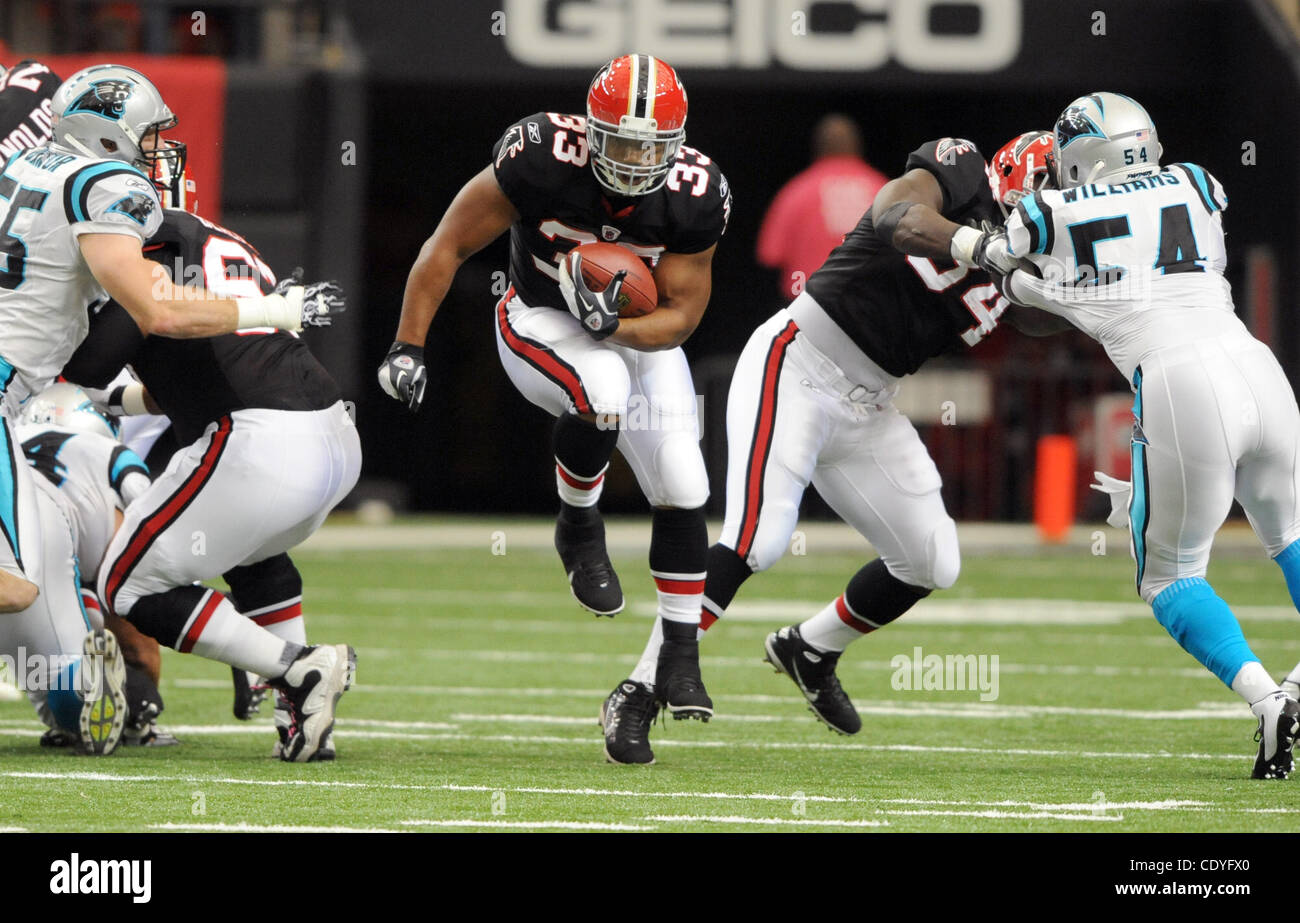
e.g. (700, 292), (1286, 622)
(50, 853), (151, 903)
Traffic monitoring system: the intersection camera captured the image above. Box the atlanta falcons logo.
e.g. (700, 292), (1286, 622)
(67, 80), (134, 120)
(496, 125), (526, 167)
(935, 138), (976, 164)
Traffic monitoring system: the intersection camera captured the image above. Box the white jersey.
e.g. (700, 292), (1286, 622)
(0, 144), (163, 414)
(15, 423), (150, 582)
(1004, 163), (1243, 380)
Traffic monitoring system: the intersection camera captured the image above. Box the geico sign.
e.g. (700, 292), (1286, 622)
(503, 0), (1020, 72)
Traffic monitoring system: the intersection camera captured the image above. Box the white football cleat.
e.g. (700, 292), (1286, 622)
(78, 629), (128, 756)
(272, 644), (354, 763)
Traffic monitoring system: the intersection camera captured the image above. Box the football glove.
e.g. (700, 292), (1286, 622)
(1090, 470), (1132, 529)
(950, 224), (1021, 276)
(558, 251), (623, 341)
(274, 270), (345, 328)
(378, 341), (427, 413)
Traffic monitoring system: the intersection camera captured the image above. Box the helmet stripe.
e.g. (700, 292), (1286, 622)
(626, 54), (640, 120)
(644, 56), (657, 122)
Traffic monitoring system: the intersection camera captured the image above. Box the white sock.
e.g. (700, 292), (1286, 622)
(1284, 661), (1300, 689)
(800, 594), (875, 653)
(243, 598), (307, 647)
(186, 591), (295, 678)
(1231, 661), (1281, 706)
(556, 461), (605, 508)
(630, 618), (664, 688)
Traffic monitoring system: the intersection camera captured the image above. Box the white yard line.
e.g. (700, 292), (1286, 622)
(645, 815), (889, 828)
(880, 809), (1124, 822)
(440, 783), (868, 804)
(881, 798), (1210, 811)
(400, 819), (655, 831)
(150, 822), (401, 833)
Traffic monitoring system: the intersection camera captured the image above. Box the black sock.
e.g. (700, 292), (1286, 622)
(224, 553), (302, 612)
(126, 585), (210, 649)
(662, 619), (697, 643)
(844, 558), (931, 629)
(649, 506), (707, 576)
(554, 414), (619, 523)
(701, 543), (754, 628)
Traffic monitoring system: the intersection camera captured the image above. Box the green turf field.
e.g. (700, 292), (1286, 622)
(2, 518), (1299, 832)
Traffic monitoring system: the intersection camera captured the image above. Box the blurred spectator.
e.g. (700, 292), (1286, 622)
(756, 113), (888, 300)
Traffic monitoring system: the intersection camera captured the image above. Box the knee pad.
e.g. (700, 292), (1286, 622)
(647, 433), (710, 509)
(224, 553), (303, 611)
(579, 354), (632, 418)
(890, 517), (960, 590)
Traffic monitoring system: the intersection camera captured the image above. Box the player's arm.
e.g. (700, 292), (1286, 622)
(380, 165), (520, 412)
(79, 234), (314, 338)
(607, 245), (715, 351)
(871, 168), (958, 260)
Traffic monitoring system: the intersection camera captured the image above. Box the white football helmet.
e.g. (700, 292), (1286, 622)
(19, 383), (119, 440)
(51, 64), (178, 173)
(1054, 92), (1162, 188)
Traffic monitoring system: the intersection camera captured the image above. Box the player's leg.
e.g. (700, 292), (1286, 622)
(97, 413), (355, 762)
(225, 553), (303, 719)
(0, 417), (41, 611)
(606, 313), (822, 763)
(611, 344), (712, 720)
(767, 405), (957, 734)
(495, 290), (630, 615)
(1133, 357), (1295, 777)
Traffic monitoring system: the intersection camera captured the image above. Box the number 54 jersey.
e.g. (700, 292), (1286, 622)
(1003, 163), (1241, 380)
(491, 112), (730, 312)
(0, 145), (163, 412)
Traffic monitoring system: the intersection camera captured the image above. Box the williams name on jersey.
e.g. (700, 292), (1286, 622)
(491, 112), (730, 312)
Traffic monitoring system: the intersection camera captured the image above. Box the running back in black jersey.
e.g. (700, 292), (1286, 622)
(62, 210), (342, 445)
(491, 112), (731, 311)
(0, 60), (60, 160)
(803, 137), (1010, 378)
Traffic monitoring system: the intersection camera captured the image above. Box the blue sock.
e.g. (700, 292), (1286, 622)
(1151, 578), (1259, 687)
(46, 658), (82, 734)
(1275, 539), (1300, 612)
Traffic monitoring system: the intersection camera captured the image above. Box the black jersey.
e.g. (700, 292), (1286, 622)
(491, 112), (730, 311)
(0, 60), (60, 160)
(803, 138), (1007, 378)
(62, 210), (342, 445)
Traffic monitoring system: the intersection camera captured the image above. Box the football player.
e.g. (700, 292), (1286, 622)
(0, 58), (61, 159)
(0, 63), (351, 761)
(605, 131), (1063, 762)
(10, 383), (173, 751)
(62, 141), (360, 761)
(999, 93), (1300, 779)
(379, 54), (730, 741)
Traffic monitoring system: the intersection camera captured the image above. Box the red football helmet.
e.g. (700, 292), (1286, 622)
(586, 53), (687, 196)
(148, 137), (197, 213)
(987, 130), (1057, 218)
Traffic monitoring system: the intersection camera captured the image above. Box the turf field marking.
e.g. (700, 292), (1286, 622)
(449, 712), (786, 724)
(440, 783), (869, 803)
(645, 815), (889, 828)
(399, 819), (655, 830)
(151, 822), (401, 833)
(880, 809), (1123, 822)
(882, 798), (1209, 811)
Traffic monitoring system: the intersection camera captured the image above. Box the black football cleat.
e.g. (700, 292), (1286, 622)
(555, 509), (624, 616)
(600, 680), (660, 765)
(655, 632), (713, 721)
(1251, 692), (1299, 780)
(764, 625), (862, 735)
(232, 666), (270, 720)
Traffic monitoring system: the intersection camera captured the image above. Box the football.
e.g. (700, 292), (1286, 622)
(575, 241), (658, 318)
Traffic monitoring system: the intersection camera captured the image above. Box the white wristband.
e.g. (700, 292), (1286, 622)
(950, 225), (982, 267)
(237, 288), (303, 333)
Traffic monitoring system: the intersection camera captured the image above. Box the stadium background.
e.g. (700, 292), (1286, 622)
(2, 0), (1297, 523)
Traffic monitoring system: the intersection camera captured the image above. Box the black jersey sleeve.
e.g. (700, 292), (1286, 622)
(0, 59), (60, 155)
(62, 300), (147, 388)
(491, 112), (586, 216)
(905, 138), (988, 218)
(664, 150), (731, 254)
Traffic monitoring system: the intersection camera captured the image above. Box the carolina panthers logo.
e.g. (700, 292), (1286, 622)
(66, 80), (134, 121)
(107, 192), (156, 225)
(1056, 104), (1105, 149)
(496, 125), (526, 167)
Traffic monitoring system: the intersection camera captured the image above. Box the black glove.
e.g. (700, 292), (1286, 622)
(558, 251), (624, 341)
(274, 269), (345, 328)
(377, 341), (427, 413)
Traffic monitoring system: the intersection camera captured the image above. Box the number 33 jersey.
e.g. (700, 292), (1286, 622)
(0, 145), (163, 411)
(1004, 163), (1239, 380)
(491, 112), (731, 312)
